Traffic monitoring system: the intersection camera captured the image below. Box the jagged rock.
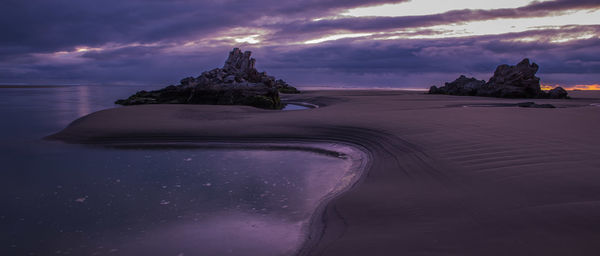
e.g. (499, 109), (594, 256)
(275, 79), (300, 94)
(116, 48), (299, 109)
(223, 48), (256, 74)
(428, 75), (485, 96)
(477, 59), (542, 98)
(429, 58), (569, 99)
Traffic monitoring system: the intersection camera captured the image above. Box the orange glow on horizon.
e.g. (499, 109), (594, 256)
(541, 84), (600, 91)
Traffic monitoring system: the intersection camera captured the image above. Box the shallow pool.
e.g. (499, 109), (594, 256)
(0, 85), (366, 255)
(1, 142), (365, 255)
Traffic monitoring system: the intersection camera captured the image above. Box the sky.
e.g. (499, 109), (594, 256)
(1, 0), (599, 89)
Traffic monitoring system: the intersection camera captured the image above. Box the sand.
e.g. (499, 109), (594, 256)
(49, 90), (600, 255)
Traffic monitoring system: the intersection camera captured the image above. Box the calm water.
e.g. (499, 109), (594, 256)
(0, 86), (366, 256)
(282, 103), (309, 111)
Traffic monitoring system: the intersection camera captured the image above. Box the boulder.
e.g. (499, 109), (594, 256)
(115, 48), (299, 109)
(547, 87), (569, 99)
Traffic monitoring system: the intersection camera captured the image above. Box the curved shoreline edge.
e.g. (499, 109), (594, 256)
(50, 139), (373, 256)
(46, 134), (379, 255)
(296, 141), (372, 256)
(46, 125), (407, 255)
(46, 90), (600, 255)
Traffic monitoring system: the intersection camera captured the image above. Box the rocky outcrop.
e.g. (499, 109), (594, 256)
(274, 79), (300, 94)
(428, 75), (485, 96)
(115, 48), (299, 109)
(477, 59), (542, 98)
(429, 59), (568, 99)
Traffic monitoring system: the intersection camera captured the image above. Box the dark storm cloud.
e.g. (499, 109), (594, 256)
(0, 0), (598, 87)
(8, 0), (594, 55)
(81, 46), (168, 61)
(2, 25), (599, 87)
(1, 0), (242, 53)
(252, 26), (600, 86)
(259, 26), (600, 73)
(0, 0), (406, 54)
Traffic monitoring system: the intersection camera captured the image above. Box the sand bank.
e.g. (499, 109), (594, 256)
(49, 90), (600, 255)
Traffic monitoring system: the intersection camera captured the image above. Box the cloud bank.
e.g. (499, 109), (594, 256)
(1, 0), (599, 88)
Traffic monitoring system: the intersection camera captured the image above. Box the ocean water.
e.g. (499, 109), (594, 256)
(0, 85), (366, 255)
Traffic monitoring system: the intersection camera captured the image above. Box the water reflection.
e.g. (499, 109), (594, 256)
(0, 86), (366, 255)
(77, 85), (91, 117)
(0, 85), (150, 139)
(1, 143), (364, 255)
(112, 212), (303, 255)
(282, 102), (318, 111)
(283, 104), (310, 111)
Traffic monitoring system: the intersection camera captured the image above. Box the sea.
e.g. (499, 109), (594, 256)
(0, 85), (366, 256)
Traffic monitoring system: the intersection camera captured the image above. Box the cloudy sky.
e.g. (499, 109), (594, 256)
(1, 0), (599, 89)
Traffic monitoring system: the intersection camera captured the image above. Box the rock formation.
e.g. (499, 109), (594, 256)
(516, 102), (556, 108)
(429, 59), (568, 99)
(547, 87), (568, 99)
(428, 75), (485, 96)
(115, 48), (299, 109)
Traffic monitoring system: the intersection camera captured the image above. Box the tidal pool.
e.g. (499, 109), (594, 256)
(282, 103), (311, 111)
(0, 86), (368, 255)
(1, 141), (367, 256)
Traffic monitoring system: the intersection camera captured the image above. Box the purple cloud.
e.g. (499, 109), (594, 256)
(0, 0), (598, 87)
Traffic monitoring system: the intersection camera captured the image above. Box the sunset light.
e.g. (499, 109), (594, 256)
(542, 83), (600, 90)
(1, 0), (598, 88)
(3, 1), (600, 256)
(342, 0), (554, 17)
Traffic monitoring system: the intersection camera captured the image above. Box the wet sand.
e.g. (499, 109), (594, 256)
(49, 90), (600, 255)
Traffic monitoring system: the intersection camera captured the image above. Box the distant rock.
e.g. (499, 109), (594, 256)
(428, 75), (485, 96)
(429, 59), (568, 99)
(477, 59), (542, 98)
(115, 48), (300, 109)
(546, 87), (568, 99)
(516, 102), (556, 108)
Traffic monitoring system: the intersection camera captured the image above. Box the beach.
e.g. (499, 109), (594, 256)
(49, 90), (600, 255)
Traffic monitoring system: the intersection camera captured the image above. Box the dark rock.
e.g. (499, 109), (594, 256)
(224, 75), (235, 83)
(428, 75), (485, 96)
(223, 48), (256, 75)
(429, 85), (440, 94)
(516, 102), (556, 108)
(547, 87), (569, 99)
(477, 58), (542, 98)
(115, 48), (298, 109)
(429, 58), (569, 99)
(275, 79), (300, 94)
(516, 102), (535, 107)
(180, 77), (196, 87)
(536, 104), (556, 108)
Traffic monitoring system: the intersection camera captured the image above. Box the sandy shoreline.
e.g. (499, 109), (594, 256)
(49, 90), (600, 255)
